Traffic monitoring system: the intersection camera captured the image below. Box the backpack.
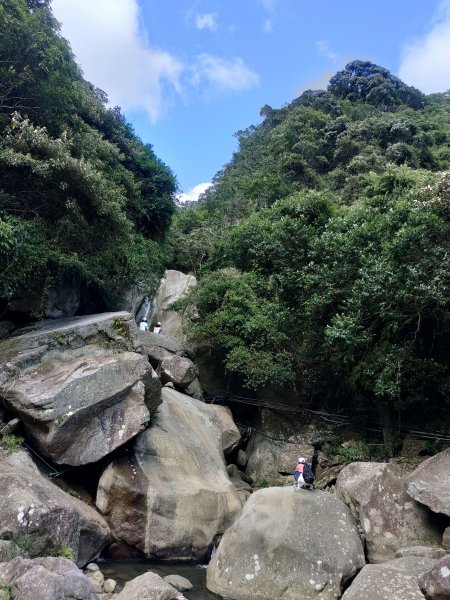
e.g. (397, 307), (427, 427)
(302, 463), (315, 485)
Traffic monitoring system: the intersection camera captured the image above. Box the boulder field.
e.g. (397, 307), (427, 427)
(2, 299), (450, 599)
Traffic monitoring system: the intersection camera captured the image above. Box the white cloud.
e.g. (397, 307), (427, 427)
(193, 54), (260, 91)
(263, 19), (273, 33)
(195, 13), (218, 31)
(51, 0), (259, 120)
(315, 40), (339, 64)
(398, 0), (450, 93)
(177, 182), (212, 203)
(52, 0), (183, 122)
(259, 0), (277, 13)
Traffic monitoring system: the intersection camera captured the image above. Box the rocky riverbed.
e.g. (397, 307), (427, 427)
(1, 271), (450, 600)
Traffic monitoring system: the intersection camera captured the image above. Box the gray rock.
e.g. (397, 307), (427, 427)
(116, 571), (183, 600)
(206, 487), (365, 600)
(214, 405), (241, 455)
(140, 330), (187, 356)
(118, 283), (149, 318)
(341, 556), (437, 600)
(406, 450), (450, 517)
(45, 278), (80, 319)
(226, 464), (244, 479)
(151, 270), (197, 340)
(86, 569), (104, 594)
(246, 436), (314, 482)
(163, 574), (193, 591)
(0, 417), (21, 435)
(0, 321), (15, 339)
(85, 563), (100, 572)
(419, 554), (450, 599)
(0, 450), (110, 567)
(315, 464), (345, 490)
(443, 528), (450, 552)
(103, 578), (116, 593)
(160, 355), (197, 388)
(336, 462), (441, 562)
(230, 477), (253, 494)
(96, 388), (243, 561)
(184, 378), (203, 401)
(0, 312), (161, 466)
(0, 539), (21, 562)
(0, 556), (98, 600)
(236, 449), (248, 469)
(7, 274), (80, 320)
(395, 547), (447, 560)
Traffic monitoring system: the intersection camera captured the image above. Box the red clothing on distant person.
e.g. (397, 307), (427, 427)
(295, 463), (304, 474)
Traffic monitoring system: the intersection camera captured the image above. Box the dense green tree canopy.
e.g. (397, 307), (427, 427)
(0, 0), (176, 312)
(171, 63), (450, 451)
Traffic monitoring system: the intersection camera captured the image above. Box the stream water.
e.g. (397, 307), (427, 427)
(98, 560), (223, 599)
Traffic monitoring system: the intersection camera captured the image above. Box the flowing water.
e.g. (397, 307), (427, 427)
(99, 560), (222, 599)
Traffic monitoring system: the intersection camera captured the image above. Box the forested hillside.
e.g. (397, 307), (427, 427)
(0, 0), (175, 317)
(171, 61), (450, 453)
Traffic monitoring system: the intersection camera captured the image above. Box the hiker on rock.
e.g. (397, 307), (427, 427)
(139, 317), (149, 331)
(293, 457), (314, 489)
(153, 321), (163, 334)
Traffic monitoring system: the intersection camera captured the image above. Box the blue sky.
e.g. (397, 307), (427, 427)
(52, 0), (450, 201)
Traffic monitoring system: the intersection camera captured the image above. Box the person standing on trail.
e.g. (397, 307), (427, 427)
(139, 317), (149, 331)
(153, 321), (163, 334)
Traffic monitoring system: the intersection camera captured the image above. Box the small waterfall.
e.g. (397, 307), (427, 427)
(136, 296), (151, 324)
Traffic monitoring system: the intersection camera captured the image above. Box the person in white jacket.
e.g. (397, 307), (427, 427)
(139, 317), (149, 331)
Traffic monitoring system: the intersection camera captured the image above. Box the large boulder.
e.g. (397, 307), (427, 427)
(419, 554), (450, 599)
(96, 388), (243, 561)
(159, 355), (197, 388)
(151, 270), (197, 339)
(0, 312), (161, 466)
(116, 571), (184, 600)
(341, 556), (437, 600)
(336, 462), (442, 563)
(406, 450), (450, 517)
(206, 487), (365, 600)
(139, 331), (190, 360)
(0, 451), (110, 567)
(0, 556), (98, 600)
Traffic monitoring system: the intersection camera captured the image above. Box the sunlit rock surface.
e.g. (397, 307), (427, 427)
(207, 486), (365, 600)
(96, 388), (242, 561)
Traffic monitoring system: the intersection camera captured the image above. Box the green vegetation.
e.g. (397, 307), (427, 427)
(49, 544), (74, 561)
(0, 434), (24, 453)
(0, 0), (175, 314)
(0, 586), (12, 600)
(325, 440), (388, 464)
(171, 61), (450, 454)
